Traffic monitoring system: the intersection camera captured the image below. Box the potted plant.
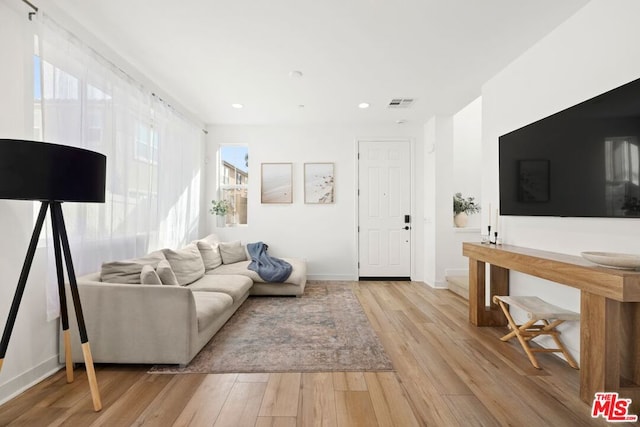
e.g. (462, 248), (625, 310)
(210, 199), (230, 227)
(453, 192), (481, 227)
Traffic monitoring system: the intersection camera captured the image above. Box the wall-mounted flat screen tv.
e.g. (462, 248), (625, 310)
(499, 77), (640, 218)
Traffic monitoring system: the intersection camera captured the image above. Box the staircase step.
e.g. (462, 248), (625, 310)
(446, 275), (469, 300)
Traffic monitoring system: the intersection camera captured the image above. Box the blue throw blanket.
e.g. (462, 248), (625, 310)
(246, 242), (292, 282)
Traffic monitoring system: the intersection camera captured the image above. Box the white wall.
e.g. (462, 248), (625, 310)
(481, 0), (640, 360)
(423, 116), (454, 287)
(453, 97), (483, 229)
(204, 124), (425, 281)
(0, 0), (61, 404)
(423, 98), (483, 287)
(449, 98), (483, 277)
(423, 119), (437, 285)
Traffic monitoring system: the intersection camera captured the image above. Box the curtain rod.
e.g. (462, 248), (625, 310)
(31, 6), (208, 134)
(21, 0), (38, 20)
(150, 93), (207, 135)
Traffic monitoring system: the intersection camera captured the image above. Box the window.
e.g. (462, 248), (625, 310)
(134, 123), (158, 164)
(222, 167), (230, 185)
(33, 13), (203, 320)
(33, 27), (202, 252)
(219, 145), (248, 226)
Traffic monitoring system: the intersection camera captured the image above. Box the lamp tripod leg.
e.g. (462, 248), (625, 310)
(63, 330), (73, 382)
(81, 342), (100, 410)
(52, 203), (102, 411)
(51, 207), (74, 383)
(0, 202), (49, 375)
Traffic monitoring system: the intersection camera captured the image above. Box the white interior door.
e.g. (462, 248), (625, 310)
(358, 140), (411, 278)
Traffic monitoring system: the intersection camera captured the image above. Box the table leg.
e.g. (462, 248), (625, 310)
(580, 291), (640, 413)
(580, 291), (620, 403)
(468, 258), (509, 326)
(468, 259), (485, 326)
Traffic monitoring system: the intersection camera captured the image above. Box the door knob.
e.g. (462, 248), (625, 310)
(403, 226), (410, 230)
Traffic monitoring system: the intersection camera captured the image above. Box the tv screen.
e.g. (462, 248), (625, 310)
(499, 77), (640, 218)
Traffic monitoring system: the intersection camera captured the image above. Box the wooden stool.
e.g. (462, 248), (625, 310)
(492, 295), (579, 370)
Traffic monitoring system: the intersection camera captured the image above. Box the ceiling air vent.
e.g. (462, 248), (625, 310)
(388, 98), (415, 108)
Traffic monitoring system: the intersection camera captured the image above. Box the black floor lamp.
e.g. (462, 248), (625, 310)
(0, 139), (105, 411)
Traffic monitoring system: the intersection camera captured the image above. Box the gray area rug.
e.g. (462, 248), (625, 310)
(150, 281), (393, 373)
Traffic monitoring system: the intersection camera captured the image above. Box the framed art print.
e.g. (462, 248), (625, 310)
(261, 163), (292, 203)
(304, 162), (335, 204)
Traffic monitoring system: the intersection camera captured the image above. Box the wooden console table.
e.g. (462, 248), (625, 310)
(463, 242), (640, 406)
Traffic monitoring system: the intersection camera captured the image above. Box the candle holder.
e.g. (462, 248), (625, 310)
(481, 225), (492, 244)
(490, 231), (502, 245)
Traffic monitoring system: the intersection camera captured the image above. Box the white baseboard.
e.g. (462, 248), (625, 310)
(307, 274), (358, 281)
(433, 280), (448, 289)
(422, 280), (449, 289)
(0, 356), (62, 405)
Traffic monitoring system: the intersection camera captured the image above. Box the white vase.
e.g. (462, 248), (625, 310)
(216, 215), (226, 228)
(453, 212), (468, 228)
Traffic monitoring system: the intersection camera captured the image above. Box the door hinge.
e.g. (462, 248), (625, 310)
(357, 226), (360, 232)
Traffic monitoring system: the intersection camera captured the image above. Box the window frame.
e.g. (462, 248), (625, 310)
(218, 144), (249, 227)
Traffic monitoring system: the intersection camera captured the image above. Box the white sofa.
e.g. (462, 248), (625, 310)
(60, 234), (307, 365)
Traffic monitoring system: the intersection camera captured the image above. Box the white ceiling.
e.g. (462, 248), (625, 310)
(50, 0), (589, 126)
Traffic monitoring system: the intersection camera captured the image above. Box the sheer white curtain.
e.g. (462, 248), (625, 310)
(36, 14), (203, 318)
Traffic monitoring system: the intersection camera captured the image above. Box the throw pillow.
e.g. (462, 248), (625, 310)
(162, 243), (205, 285)
(202, 233), (220, 246)
(100, 251), (166, 284)
(156, 260), (179, 286)
(196, 240), (223, 271)
(140, 264), (162, 285)
(219, 240), (248, 264)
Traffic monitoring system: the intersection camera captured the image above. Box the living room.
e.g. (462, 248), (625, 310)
(1, 0), (640, 424)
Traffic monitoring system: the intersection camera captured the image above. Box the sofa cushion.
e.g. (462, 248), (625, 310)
(207, 258), (307, 286)
(100, 251), (165, 284)
(140, 264), (162, 285)
(156, 260), (179, 286)
(219, 241), (248, 264)
(196, 240), (223, 271)
(187, 274), (253, 303)
(202, 233), (220, 246)
(162, 243), (205, 286)
(192, 292), (233, 332)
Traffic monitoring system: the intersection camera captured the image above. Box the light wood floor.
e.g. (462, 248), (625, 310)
(0, 281), (626, 426)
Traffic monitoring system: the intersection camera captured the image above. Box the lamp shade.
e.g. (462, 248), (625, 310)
(0, 139), (106, 202)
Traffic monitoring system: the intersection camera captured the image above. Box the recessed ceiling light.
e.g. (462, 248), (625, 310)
(298, 104), (305, 108)
(231, 103), (243, 109)
(289, 70), (303, 78)
(358, 102), (370, 109)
